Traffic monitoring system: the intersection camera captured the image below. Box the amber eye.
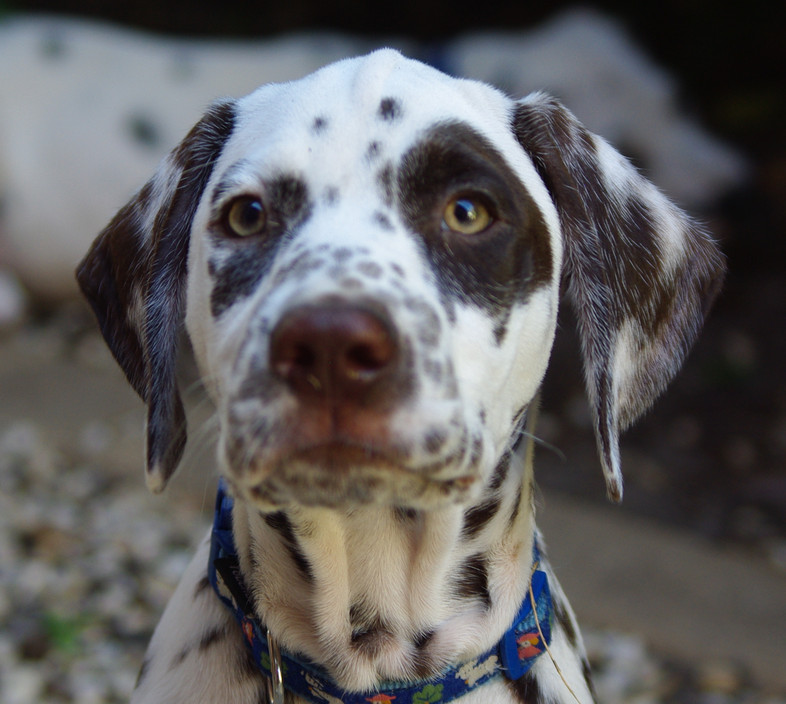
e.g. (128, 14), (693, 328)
(442, 196), (492, 235)
(226, 196), (266, 237)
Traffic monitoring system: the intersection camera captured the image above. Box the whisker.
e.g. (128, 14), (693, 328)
(511, 427), (566, 463)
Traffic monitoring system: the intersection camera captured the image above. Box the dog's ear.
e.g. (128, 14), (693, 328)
(76, 100), (236, 493)
(513, 93), (725, 501)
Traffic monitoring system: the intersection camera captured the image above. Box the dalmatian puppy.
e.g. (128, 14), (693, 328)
(77, 50), (724, 703)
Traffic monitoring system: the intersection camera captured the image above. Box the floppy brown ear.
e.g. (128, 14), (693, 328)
(76, 100), (236, 492)
(513, 93), (725, 501)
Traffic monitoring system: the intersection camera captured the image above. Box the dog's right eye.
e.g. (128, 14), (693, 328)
(225, 197), (267, 237)
(442, 195), (493, 236)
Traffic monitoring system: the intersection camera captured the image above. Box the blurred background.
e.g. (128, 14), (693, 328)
(0, 1), (783, 702)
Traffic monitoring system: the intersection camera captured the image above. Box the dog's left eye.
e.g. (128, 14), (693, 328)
(226, 196), (267, 237)
(442, 196), (493, 235)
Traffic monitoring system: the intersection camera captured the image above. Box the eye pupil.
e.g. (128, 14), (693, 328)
(454, 199), (478, 224)
(239, 201), (262, 227)
(227, 197), (266, 237)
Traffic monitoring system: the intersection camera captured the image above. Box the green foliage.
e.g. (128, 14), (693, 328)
(413, 683), (444, 703)
(42, 611), (86, 654)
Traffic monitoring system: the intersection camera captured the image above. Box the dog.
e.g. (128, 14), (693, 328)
(76, 50), (725, 703)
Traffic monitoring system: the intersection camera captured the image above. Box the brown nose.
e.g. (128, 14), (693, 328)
(269, 302), (401, 406)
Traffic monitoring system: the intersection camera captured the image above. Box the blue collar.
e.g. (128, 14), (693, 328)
(208, 480), (552, 704)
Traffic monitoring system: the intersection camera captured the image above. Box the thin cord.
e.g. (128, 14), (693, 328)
(524, 399), (583, 704)
(528, 562), (583, 704)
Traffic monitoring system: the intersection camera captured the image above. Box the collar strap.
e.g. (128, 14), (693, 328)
(208, 480), (552, 704)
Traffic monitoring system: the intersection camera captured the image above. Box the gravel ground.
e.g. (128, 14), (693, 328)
(1, 317), (785, 703)
(0, 420), (201, 703)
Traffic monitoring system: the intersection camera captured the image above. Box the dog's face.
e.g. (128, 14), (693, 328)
(77, 50), (725, 509)
(185, 54), (561, 509)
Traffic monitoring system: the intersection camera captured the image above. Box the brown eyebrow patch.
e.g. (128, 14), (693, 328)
(397, 120), (553, 315)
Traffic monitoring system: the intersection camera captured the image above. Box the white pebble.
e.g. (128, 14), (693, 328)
(1, 664), (45, 704)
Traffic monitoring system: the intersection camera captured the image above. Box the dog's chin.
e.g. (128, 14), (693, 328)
(226, 443), (479, 511)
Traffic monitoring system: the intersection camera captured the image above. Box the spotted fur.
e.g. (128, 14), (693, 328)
(76, 50), (724, 703)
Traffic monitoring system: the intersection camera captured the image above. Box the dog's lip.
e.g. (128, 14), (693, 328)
(279, 442), (479, 493)
(280, 441), (408, 473)
(230, 438), (480, 510)
(241, 440), (479, 509)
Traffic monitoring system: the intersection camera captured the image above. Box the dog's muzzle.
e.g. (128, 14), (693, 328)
(219, 298), (479, 508)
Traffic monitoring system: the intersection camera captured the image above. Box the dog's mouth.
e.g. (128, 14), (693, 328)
(228, 440), (478, 510)
(284, 441), (405, 473)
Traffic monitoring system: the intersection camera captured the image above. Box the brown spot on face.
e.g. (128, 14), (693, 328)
(378, 97), (403, 122)
(277, 251), (328, 286)
(390, 263), (406, 279)
(468, 436), (484, 468)
(424, 428), (447, 454)
(332, 247), (354, 263)
(373, 211), (394, 231)
(494, 316), (510, 344)
(358, 261), (384, 279)
(340, 277), (364, 291)
(377, 164), (395, 206)
(366, 141), (382, 161)
(312, 115), (328, 133)
(405, 297), (442, 348)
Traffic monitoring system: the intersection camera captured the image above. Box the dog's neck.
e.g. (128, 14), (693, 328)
(230, 445), (536, 692)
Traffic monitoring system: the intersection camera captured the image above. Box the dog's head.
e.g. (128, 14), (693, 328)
(77, 50), (724, 508)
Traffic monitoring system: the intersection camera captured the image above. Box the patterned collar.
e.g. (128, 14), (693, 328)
(208, 480), (552, 704)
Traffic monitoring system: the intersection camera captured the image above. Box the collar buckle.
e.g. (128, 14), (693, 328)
(264, 628), (285, 704)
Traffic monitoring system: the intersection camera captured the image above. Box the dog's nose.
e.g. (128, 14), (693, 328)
(269, 302), (401, 406)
